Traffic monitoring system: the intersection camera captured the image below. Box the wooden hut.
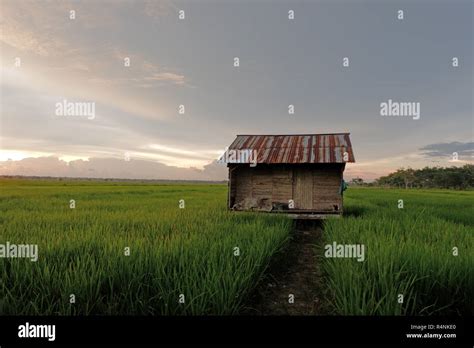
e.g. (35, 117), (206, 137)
(224, 133), (355, 218)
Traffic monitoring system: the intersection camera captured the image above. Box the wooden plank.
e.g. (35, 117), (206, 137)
(313, 202), (342, 212)
(252, 173), (272, 197)
(314, 194), (342, 201)
(312, 166), (342, 212)
(293, 168), (313, 209)
(235, 167), (252, 203)
(272, 167), (292, 202)
(287, 213), (341, 220)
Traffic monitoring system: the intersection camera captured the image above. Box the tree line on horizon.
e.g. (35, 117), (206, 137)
(350, 164), (474, 190)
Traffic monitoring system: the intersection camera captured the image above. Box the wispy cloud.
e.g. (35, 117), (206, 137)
(1, 0), (191, 124)
(419, 142), (474, 160)
(88, 65), (189, 88)
(0, 156), (227, 181)
(141, 0), (179, 21)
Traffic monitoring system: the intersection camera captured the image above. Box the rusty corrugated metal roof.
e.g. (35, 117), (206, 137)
(227, 133), (355, 164)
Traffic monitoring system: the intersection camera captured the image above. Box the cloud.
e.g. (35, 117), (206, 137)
(0, 1), (69, 57)
(88, 69), (188, 88)
(0, 157), (227, 181)
(344, 145), (474, 182)
(343, 167), (382, 182)
(1, 1), (472, 183)
(142, 0), (177, 20)
(1, 0), (190, 124)
(147, 72), (186, 85)
(419, 142), (474, 159)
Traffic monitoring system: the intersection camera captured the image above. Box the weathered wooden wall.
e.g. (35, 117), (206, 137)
(312, 165), (343, 212)
(229, 164), (344, 213)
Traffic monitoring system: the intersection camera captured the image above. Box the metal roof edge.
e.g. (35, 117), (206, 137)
(235, 133), (351, 136)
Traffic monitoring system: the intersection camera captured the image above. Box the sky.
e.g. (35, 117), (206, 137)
(0, 0), (472, 181)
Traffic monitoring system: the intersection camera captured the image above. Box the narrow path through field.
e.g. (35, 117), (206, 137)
(242, 220), (326, 315)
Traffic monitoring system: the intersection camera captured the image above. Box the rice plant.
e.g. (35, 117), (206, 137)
(321, 188), (474, 315)
(0, 179), (291, 315)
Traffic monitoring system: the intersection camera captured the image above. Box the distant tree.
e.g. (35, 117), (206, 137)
(402, 168), (416, 189)
(374, 165), (473, 189)
(350, 177), (365, 186)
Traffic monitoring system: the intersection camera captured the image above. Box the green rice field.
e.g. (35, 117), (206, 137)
(0, 178), (472, 315)
(0, 179), (290, 315)
(322, 188), (473, 315)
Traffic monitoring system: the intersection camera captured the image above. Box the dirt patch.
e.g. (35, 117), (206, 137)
(241, 220), (326, 315)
